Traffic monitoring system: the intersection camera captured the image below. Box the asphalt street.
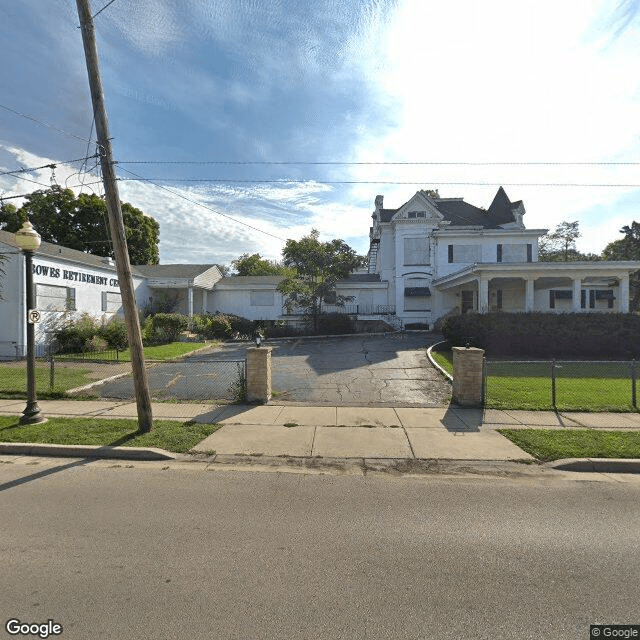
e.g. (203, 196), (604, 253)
(1, 459), (639, 640)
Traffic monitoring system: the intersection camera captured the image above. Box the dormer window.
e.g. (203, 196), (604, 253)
(408, 211), (426, 219)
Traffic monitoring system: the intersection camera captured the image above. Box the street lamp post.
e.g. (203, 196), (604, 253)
(15, 220), (46, 425)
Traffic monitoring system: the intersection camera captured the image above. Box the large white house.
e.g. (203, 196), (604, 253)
(1, 187), (639, 357)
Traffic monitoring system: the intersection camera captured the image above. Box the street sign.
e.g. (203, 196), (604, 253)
(27, 309), (41, 324)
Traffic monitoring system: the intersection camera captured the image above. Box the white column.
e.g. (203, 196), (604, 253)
(619, 274), (630, 312)
(572, 278), (582, 312)
(395, 275), (404, 318)
(188, 286), (194, 318)
(202, 290), (208, 313)
(478, 277), (489, 313)
(525, 278), (535, 312)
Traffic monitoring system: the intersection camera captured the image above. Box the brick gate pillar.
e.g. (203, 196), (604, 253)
(246, 347), (272, 403)
(452, 346), (485, 406)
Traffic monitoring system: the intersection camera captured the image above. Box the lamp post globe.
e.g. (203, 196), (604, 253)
(16, 220), (46, 425)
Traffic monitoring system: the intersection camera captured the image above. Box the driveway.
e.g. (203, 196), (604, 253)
(92, 333), (450, 407)
(193, 332), (450, 407)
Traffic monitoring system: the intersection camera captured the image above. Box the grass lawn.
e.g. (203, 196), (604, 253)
(0, 364), (93, 399)
(59, 341), (211, 362)
(430, 347), (638, 411)
(0, 415), (220, 453)
(498, 428), (640, 462)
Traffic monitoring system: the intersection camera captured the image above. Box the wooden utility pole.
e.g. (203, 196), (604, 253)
(76, 0), (153, 432)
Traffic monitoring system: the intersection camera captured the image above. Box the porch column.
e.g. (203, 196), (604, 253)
(572, 278), (582, 312)
(478, 277), (489, 313)
(524, 278), (535, 312)
(188, 286), (194, 318)
(619, 274), (630, 312)
(202, 290), (208, 313)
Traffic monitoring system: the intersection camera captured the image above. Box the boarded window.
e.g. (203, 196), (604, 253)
(403, 237), (429, 265)
(101, 291), (122, 313)
(404, 278), (430, 311)
(36, 284), (75, 312)
(500, 244), (527, 262)
(450, 245), (481, 263)
(250, 290), (274, 306)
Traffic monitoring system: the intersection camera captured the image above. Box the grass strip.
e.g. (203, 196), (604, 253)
(0, 365), (93, 399)
(0, 416), (220, 453)
(498, 428), (640, 462)
(58, 342), (211, 362)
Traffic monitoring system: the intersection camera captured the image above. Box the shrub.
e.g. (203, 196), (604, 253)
(143, 313), (189, 345)
(441, 312), (640, 358)
(98, 316), (128, 350)
(316, 313), (355, 335)
(51, 313), (101, 354)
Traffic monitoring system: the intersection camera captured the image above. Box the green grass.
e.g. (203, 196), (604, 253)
(0, 415), (220, 453)
(58, 342), (211, 362)
(430, 347), (638, 411)
(498, 428), (640, 462)
(0, 364), (94, 399)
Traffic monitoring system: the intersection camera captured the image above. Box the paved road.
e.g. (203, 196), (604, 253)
(1, 459), (639, 640)
(93, 333), (450, 406)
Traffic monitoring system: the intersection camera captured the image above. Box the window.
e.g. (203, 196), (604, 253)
(449, 244), (482, 263)
(407, 211), (426, 219)
(500, 244), (528, 263)
(404, 278), (430, 311)
(527, 244), (533, 262)
(101, 291), (122, 313)
(550, 290), (572, 309)
(250, 290), (274, 306)
(36, 284), (75, 311)
(403, 238), (429, 265)
(496, 289), (503, 310)
(496, 244), (502, 263)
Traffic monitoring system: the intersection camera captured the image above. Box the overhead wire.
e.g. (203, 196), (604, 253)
(117, 166), (286, 242)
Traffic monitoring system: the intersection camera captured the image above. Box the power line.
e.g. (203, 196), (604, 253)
(0, 103), (94, 144)
(117, 159), (640, 167)
(92, 0), (118, 19)
(117, 177), (640, 188)
(117, 166), (286, 242)
(0, 156), (99, 177)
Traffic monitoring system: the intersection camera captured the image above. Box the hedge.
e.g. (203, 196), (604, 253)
(441, 312), (640, 359)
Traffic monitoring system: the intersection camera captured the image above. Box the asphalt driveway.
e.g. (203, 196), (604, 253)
(93, 332), (450, 407)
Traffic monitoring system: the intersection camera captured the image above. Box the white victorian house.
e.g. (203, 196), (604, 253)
(364, 187), (639, 327)
(1, 186), (639, 357)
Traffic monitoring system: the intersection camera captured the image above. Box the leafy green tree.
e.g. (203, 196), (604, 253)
(539, 221), (582, 261)
(277, 229), (366, 332)
(231, 252), (291, 276)
(602, 221), (640, 311)
(0, 186), (160, 265)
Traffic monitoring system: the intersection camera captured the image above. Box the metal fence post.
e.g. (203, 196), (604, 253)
(482, 356), (487, 406)
(50, 355), (55, 391)
(551, 359), (557, 407)
(632, 359), (637, 409)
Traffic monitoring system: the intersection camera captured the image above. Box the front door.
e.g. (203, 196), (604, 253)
(461, 290), (474, 314)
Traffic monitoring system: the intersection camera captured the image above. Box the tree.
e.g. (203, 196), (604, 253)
(231, 253), (291, 276)
(601, 221), (640, 312)
(539, 221), (581, 261)
(277, 229), (366, 332)
(0, 186), (160, 265)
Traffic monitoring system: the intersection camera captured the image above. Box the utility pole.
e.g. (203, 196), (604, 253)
(75, 0), (153, 432)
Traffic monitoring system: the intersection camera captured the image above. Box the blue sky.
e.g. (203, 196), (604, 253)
(1, 0), (639, 265)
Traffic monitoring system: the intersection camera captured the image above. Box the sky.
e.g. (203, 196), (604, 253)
(1, 0), (639, 267)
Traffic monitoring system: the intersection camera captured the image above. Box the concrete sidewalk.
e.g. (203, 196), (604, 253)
(1, 399), (639, 463)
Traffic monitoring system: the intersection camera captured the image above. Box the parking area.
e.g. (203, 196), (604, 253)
(92, 332), (450, 407)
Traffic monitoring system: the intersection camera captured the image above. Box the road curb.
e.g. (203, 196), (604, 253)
(546, 458), (640, 473)
(0, 442), (176, 461)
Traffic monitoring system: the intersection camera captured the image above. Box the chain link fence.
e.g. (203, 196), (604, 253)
(483, 359), (638, 411)
(0, 347), (246, 405)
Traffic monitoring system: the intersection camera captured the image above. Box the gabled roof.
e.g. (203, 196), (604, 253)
(0, 229), (119, 271)
(132, 264), (218, 279)
(378, 187), (522, 229)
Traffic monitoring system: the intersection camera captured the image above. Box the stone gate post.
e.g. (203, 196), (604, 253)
(246, 346), (272, 403)
(452, 346), (485, 406)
